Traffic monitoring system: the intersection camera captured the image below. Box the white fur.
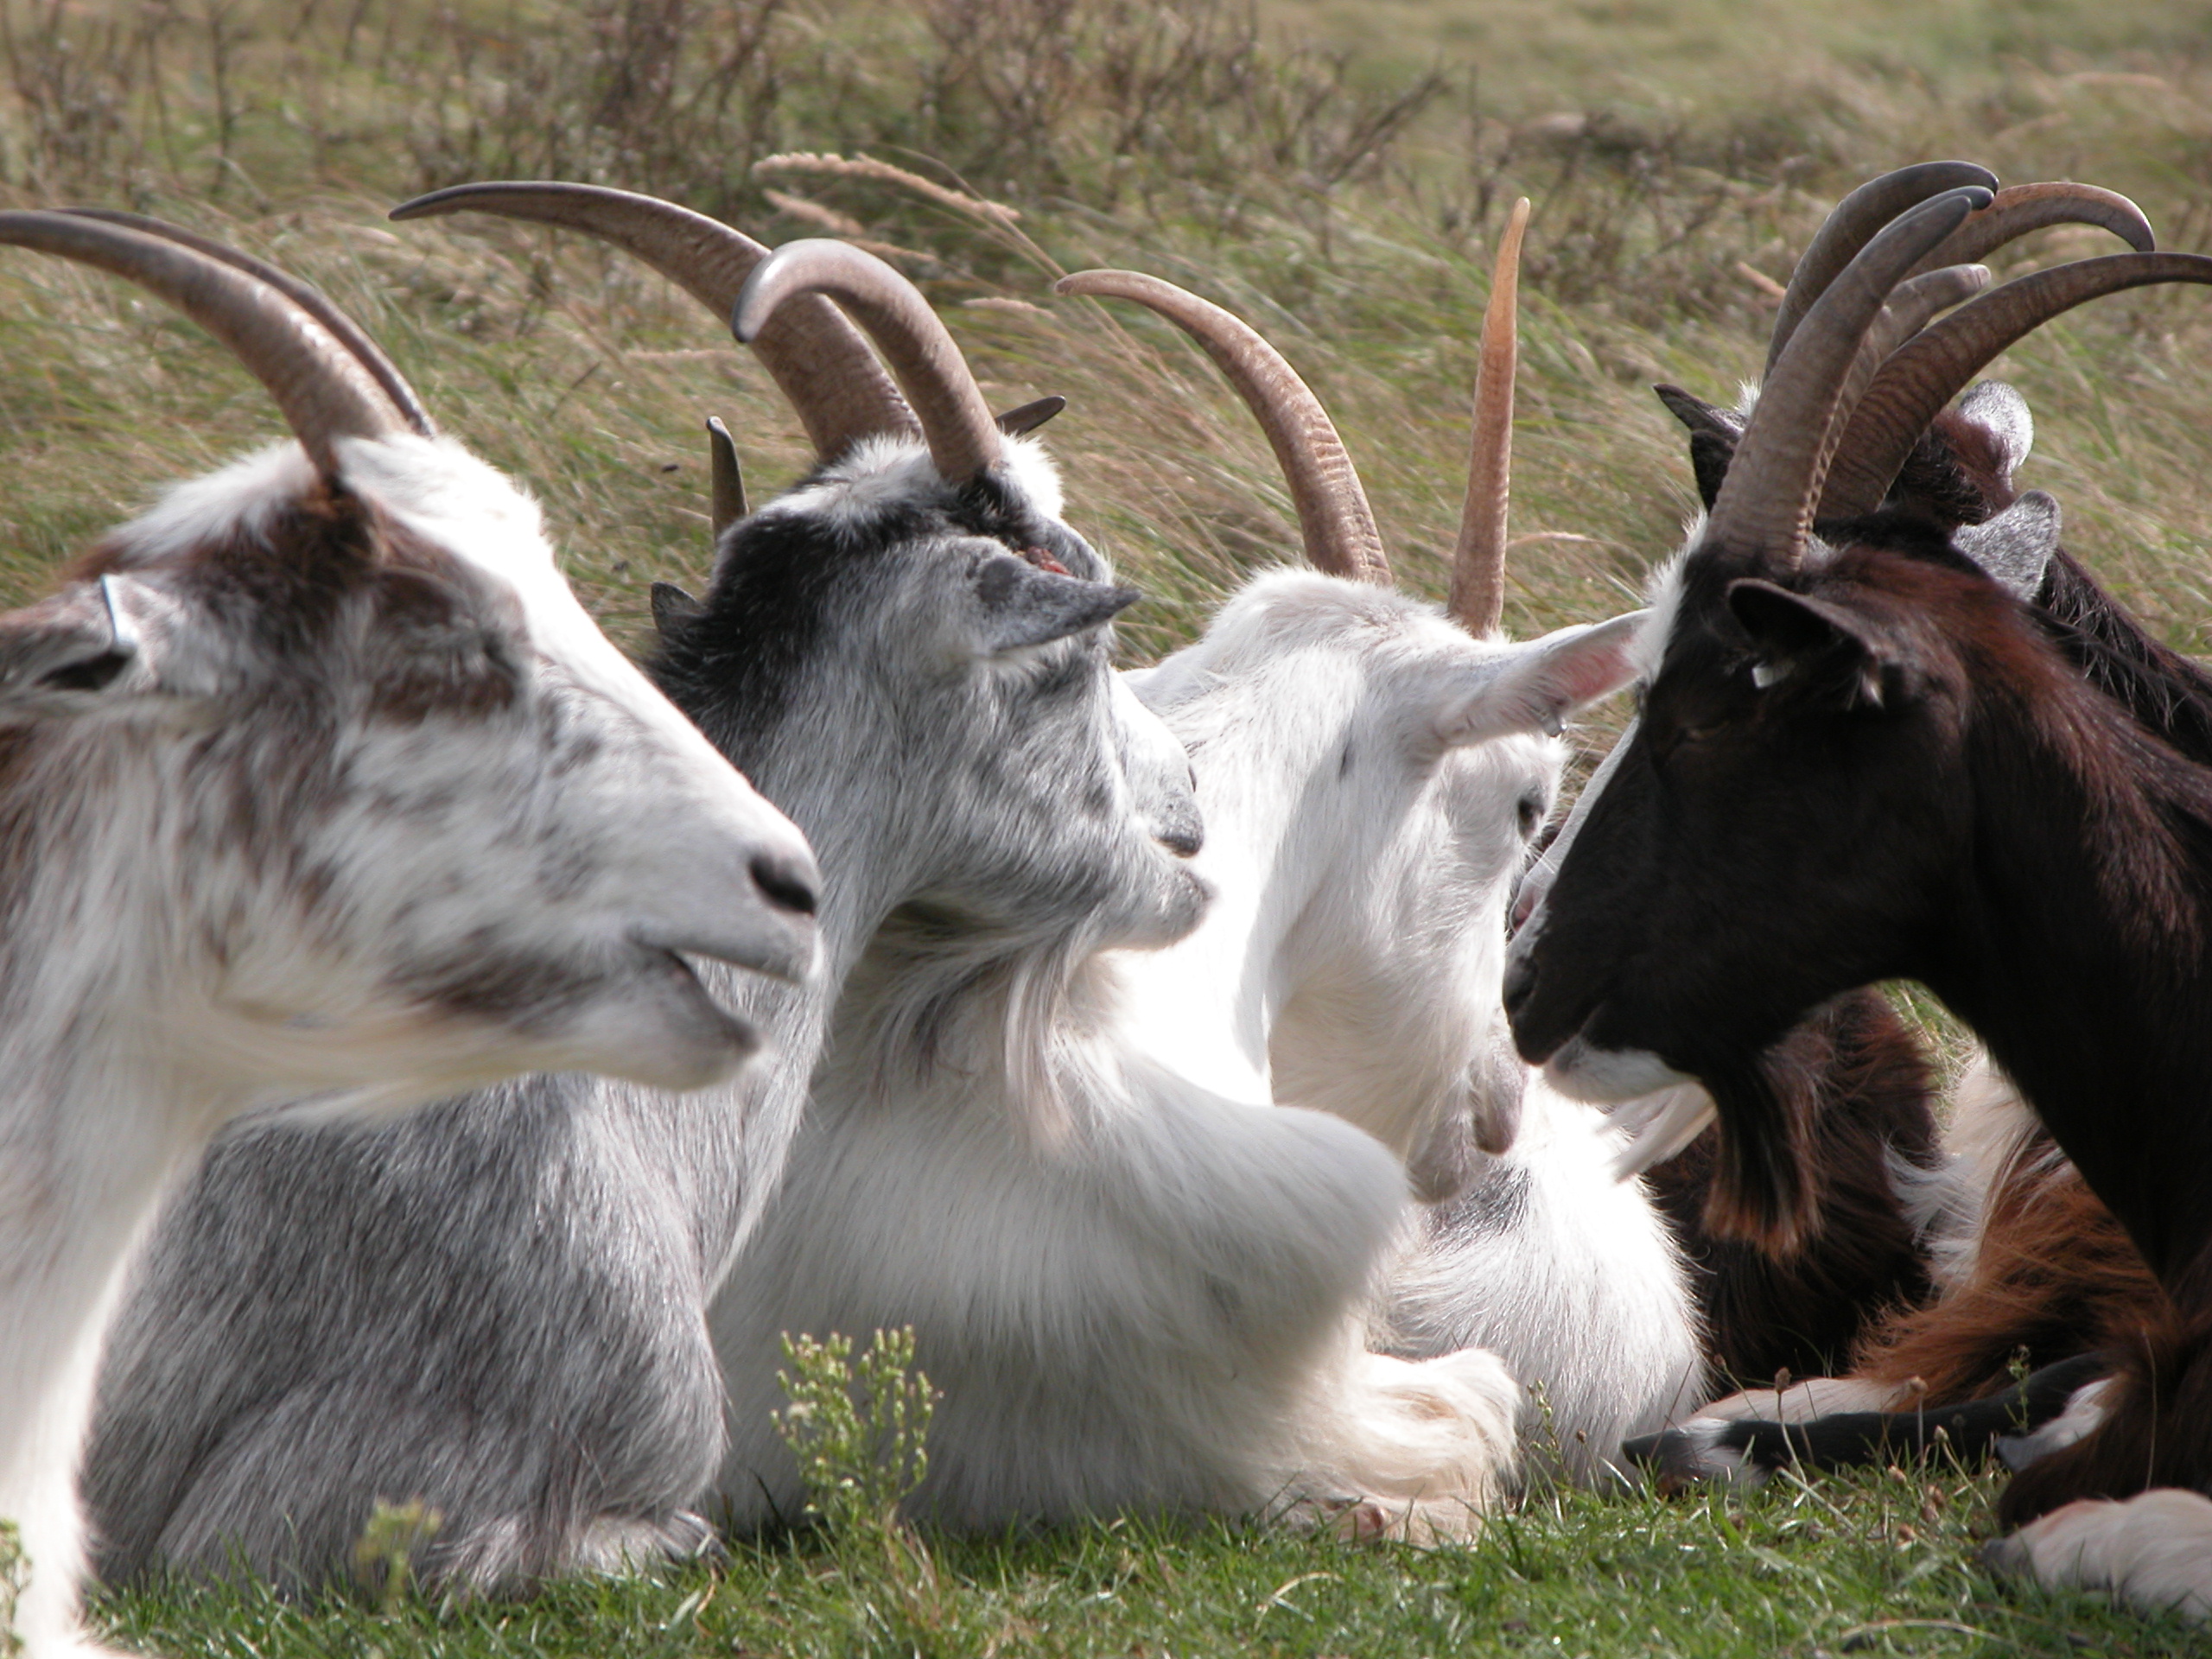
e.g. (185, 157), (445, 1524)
(3, 432), (813, 1659)
(1117, 570), (1700, 1482)
(708, 569), (1546, 1537)
(1999, 1378), (2113, 1471)
(1985, 1488), (2212, 1622)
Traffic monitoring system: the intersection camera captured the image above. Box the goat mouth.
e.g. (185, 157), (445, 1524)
(641, 944), (765, 1058)
(1502, 957), (1600, 1070)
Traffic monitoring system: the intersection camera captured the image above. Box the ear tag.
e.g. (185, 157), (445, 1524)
(1751, 659), (1789, 690)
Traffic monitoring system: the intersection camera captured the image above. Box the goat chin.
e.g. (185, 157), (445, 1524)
(1543, 1039), (1699, 1106)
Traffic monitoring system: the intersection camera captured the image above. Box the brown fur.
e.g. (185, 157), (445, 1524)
(1649, 988), (1938, 1385)
(1851, 1124), (2170, 1411)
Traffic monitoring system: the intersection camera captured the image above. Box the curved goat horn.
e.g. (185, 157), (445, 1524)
(0, 210), (405, 477)
(1054, 268), (1389, 583)
(1822, 251), (2212, 518)
(65, 208), (435, 436)
(735, 239), (1001, 486)
(1906, 181), (2155, 281)
(1709, 186), (1990, 568)
(1831, 263), (1993, 440)
(391, 182), (916, 461)
(1449, 195), (1529, 633)
(1765, 162), (1999, 374)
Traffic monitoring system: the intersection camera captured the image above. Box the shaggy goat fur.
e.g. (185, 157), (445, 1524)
(1116, 569), (1705, 1479)
(3, 309), (815, 1659)
(84, 426), (1203, 1590)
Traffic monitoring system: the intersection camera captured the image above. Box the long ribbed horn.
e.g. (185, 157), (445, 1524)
(735, 239), (1001, 486)
(1053, 268), (1389, 582)
(1708, 187), (1990, 567)
(0, 211), (404, 477)
(1906, 181), (2155, 281)
(1821, 251), (2212, 518)
(1449, 196), (1529, 633)
(1831, 263), (1993, 437)
(1764, 162), (1999, 374)
(391, 182), (915, 461)
(65, 208), (435, 436)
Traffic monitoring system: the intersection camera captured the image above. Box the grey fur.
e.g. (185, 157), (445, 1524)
(1954, 489), (2063, 600)
(84, 435), (1184, 1592)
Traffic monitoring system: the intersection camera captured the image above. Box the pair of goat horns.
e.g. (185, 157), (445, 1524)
(1055, 197), (1532, 636)
(1713, 162), (2212, 563)
(0, 209), (429, 478)
(391, 182), (1012, 487)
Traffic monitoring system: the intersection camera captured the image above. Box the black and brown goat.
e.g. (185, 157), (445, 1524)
(1502, 152), (2212, 1589)
(1533, 170), (2164, 1389)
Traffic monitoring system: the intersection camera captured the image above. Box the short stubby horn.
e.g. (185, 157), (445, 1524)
(1449, 195), (1529, 635)
(1054, 267), (1389, 583)
(1821, 250), (2212, 519)
(391, 182), (915, 462)
(0, 210), (408, 477)
(734, 238), (1002, 486)
(1764, 162), (1999, 374)
(1707, 186), (1991, 569)
(63, 209), (435, 437)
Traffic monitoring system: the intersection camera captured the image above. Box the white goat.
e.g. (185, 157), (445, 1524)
(0, 212), (817, 1659)
(1064, 209), (1704, 1477)
(701, 240), (1525, 1545)
(83, 187), (1203, 1592)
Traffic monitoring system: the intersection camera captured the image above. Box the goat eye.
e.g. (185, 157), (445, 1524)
(1516, 795), (1544, 838)
(1018, 545), (1070, 575)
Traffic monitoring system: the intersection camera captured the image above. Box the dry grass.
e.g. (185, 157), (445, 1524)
(0, 0), (2203, 667)
(0, 3), (2206, 1652)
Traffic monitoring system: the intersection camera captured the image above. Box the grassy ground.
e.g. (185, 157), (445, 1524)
(1, 0), (2209, 1652)
(90, 1468), (2212, 1658)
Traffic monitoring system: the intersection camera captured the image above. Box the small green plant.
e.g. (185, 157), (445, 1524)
(776, 1327), (937, 1538)
(775, 1326), (950, 1649)
(352, 1498), (442, 1615)
(0, 1519), (25, 1659)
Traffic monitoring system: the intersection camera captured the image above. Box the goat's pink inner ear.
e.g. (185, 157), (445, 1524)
(1439, 611), (1649, 747)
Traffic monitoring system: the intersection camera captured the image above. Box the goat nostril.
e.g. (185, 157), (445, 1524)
(1500, 952), (1536, 1019)
(752, 854), (819, 918)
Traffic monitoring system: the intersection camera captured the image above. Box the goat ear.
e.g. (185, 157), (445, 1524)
(1955, 380), (2033, 482)
(1656, 384), (1743, 511)
(995, 395), (1065, 436)
(1726, 579), (1908, 708)
(973, 550), (1139, 653)
(651, 580), (703, 636)
(1953, 489), (2060, 600)
(1433, 610), (1647, 747)
(0, 575), (177, 713)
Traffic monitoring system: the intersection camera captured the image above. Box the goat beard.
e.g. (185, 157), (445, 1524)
(1694, 1001), (1887, 1260)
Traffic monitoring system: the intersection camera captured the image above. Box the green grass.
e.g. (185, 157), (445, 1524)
(3, 0), (2210, 1651)
(96, 1465), (2212, 1657)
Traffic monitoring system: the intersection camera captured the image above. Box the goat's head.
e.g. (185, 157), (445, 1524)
(390, 186), (1206, 967)
(1502, 167), (2212, 1245)
(1064, 202), (1641, 1185)
(0, 211), (819, 1112)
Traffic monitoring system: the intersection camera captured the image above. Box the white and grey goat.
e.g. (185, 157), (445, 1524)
(83, 186), (1199, 1592)
(0, 212), (816, 1659)
(1063, 213), (1706, 1476)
